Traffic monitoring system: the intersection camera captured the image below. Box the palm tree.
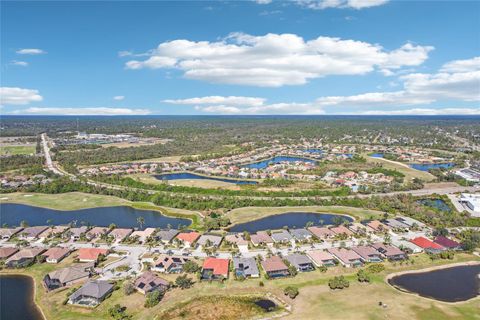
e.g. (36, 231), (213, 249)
(137, 217), (145, 230)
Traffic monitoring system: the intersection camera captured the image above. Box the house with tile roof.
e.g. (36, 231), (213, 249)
(175, 231), (201, 247)
(42, 247), (71, 263)
(285, 253), (315, 272)
(410, 237), (445, 253)
(327, 247), (363, 267)
(201, 257), (229, 280)
(261, 256), (290, 279)
(306, 250), (337, 267)
(152, 254), (190, 273)
(5, 248), (45, 268)
(134, 271), (169, 295)
(43, 263), (93, 291)
(77, 248), (108, 263)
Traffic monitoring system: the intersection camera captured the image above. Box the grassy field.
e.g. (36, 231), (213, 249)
(364, 154), (436, 182)
(0, 145), (36, 156)
(226, 205), (386, 225)
(130, 173), (242, 190)
(2, 253), (479, 320)
(0, 192), (202, 228)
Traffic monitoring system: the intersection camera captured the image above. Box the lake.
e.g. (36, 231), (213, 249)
(229, 212), (353, 233)
(370, 153), (384, 158)
(303, 149), (323, 154)
(155, 172), (258, 185)
(388, 264), (480, 302)
(0, 275), (43, 320)
(0, 203), (191, 229)
(417, 199), (452, 212)
(242, 156), (317, 169)
(409, 163), (455, 172)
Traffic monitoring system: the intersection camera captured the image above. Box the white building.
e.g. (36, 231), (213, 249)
(459, 193), (480, 216)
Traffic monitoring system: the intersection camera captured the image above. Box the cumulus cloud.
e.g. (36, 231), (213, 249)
(294, 0), (388, 10)
(125, 33), (433, 87)
(113, 95), (125, 101)
(11, 60), (29, 67)
(255, 0), (272, 3)
(440, 56), (480, 73)
(0, 87), (43, 105)
(164, 57), (480, 114)
(16, 48), (46, 55)
(12, 107), (151, 116)
(349, 107), (480, 115)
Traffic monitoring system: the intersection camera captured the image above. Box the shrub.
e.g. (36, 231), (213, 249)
(366, 264), (385, 274)
(123, 281), (135, 295)
(357, 269), (371, 283)
(144, 290), (163, 308)
(284, 286), (299, 299)
(328, 276), (350, 290)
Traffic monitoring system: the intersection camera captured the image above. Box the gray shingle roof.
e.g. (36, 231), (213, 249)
(69, 280), (113, 300)
(233, 257), (259, 277)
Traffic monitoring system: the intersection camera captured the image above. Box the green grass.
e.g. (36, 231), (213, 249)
(364, 154), (436, 182)
(0, 145), (36, 156)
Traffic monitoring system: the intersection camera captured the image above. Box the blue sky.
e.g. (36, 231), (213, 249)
(1, 0), (479, 115)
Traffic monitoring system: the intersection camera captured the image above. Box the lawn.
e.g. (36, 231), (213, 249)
(129, 173), (241, 190)
(226, 205), (386, 225)
(0, 145), (36, 156)
(364, 154), (436, 182)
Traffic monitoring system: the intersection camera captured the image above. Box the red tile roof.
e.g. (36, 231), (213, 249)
(434, 236), (460, 249)
(202, 257), (229, 276)
(77, 248), (108, 261)
(176, 232), (200, 244)
(410, 237), (444, 250)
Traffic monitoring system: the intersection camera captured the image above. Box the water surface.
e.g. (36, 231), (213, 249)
(417, 199), (452, 212)
(254, 299), (276, 312)
(155, 172), (257, 185)
(0, 275), (43, 320)
(0, 203), (190, 229)
(229, 212), (353, 233)
(242, 156), (317, 169)
(409, 163), (455, 172)
(388, 264), (480, 302)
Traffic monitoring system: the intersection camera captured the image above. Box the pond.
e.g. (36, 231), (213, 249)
(409, 163), (455, 172)
(154, 172), (258, 185)
(417, 199), (452, 212)
(303, 149), (323, 154)
(0, 275), (43, 320)
(388, 264), (480, 302)
(242, 156), (317, 169)
(0, 203), (191, 229)
(370, 153), (384, 158)
(229, 212), (353, 233)
(254, 299), (276, 312)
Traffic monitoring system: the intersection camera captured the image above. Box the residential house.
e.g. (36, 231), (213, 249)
(410, 237), (445, 254)
(365, 220), (389, 233)
(156, 229), (179, 244)
(109, 228), (133, 242)
(285, 253), (315, 272)
(383, 219), (409, 230)
(261, 256), (290, 278)
(352, 246), (383, 263)
(433, 236), (462, 250)
(233, 257), (260, 278)
(68, 280), (114, 307)
(0, 247), (19, 260)
(130, 228), (156, 243)
(307, 226), (335, 240)
(18, 226), (49, 241)
(224, 234), (249, 252)
(306, 250), (337, 267)
(175, 231), (201, 247)
(197, 234), (223, 248)
(271, 230), (293, 243)
(395, 216), (426, 229)
(0, 227), (23, 240)
(38, 226), (70, 239)
(250, 231), (273, 247)
(85, 227), (109, 241)
(371, 243), (407, 261)
(152, 254), (189, 273)
(330, 225), (354, 237)
(42, 247), (71, 263)
(201, 257), (229, 280)
(5, 248), (45, 268)
(77, 248), (108, 263)
(43, 263), (93, 291)
(68, 226), (88, 241)
(134, 271), (169, 295)
(289, 228), (313, 242)
(327, 248), (363, 267)
(391, 238), (423, 254)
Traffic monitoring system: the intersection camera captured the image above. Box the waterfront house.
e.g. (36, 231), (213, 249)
(371, 243), (406, 261)
(289, 228), (313, 242)
(327, 248), (363, 267)
(77, 248), (108, 263)
(68, 226), (88, 241)
(109, 228), (133, 242)
(271, 230), (293, 244)
(129, 228), (156, 243)
(250, 231), (274, 246)
(197, 234), (223, 248)
(43, 263), (93, 291)
(395, 216), (426, 229)
(261, 256), (290, 278)
(285, 253), (315, 272)
(330, 225), (354, 237)
(232, 257), (259, 278)
(5, 248), (45, 268)
(134, 271), (169, 295)
(175, 231), (201, 247)
(201, 257), (229, 280)
(391, 238), (423, 254)
(0, 247), (19, 260)
(433, 236), (462, 250)
(352, 246), (383, 263)
(152, 254), (189, 273)
(365, 220), (389, 233)
(224, 234), (249, 252)
(156, 229), (179, 244)
(42, 247), (71, 263)
(383, 219), (409, 230)
(68, 280), (114, 307)
(410, 237), (445, 254)
(18, 226), (49, 241)
(307, 226), (335, 240)
(306, 250), (337, 267)
(86, 227), (109, 241)
(0, 227), (23, 240)
(38, 226), (70, 239)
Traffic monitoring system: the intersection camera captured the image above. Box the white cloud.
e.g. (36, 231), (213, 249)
(294, 0), (388, 10)
(255, 0), (272, 3)
(348, 107), (480, 115)
(113, 95), (125, 101)
(12, 107), (151, 116)
(0, 87), (43, 105)
(125, 33), (433, 87)
(16, 48), (46, 55)
(11, 60), (29, 67)
(440, 56), (480, 73)
(163, 96), (266, 107)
